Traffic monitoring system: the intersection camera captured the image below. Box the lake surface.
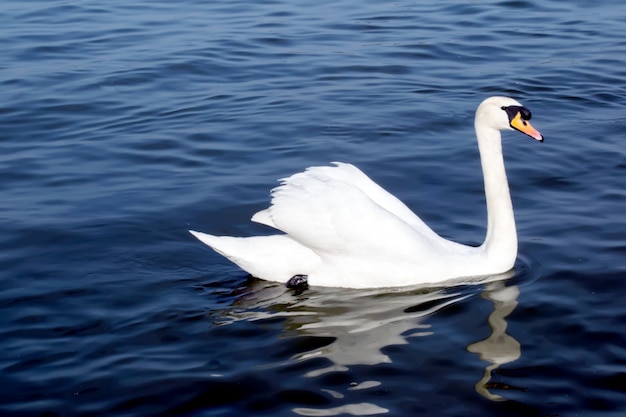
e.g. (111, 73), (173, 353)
(2, 0), (626, 415)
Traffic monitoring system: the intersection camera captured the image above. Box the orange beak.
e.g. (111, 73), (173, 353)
(510, 112), (543, 142)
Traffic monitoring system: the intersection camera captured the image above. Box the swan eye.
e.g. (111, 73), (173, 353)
(502, 105), (532, 122)
(519, 107), (532, 121)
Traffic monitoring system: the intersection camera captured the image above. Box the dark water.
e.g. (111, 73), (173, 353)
(2, 0), (626, 415)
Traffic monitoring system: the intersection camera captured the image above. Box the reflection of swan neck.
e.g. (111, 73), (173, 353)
(475, 121), (517, 268)
(467, 283), (521, 402)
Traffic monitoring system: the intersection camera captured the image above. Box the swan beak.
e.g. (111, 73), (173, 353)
(510, 112), (544, 142)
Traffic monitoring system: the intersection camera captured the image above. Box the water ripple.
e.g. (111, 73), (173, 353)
(1, 0), (626, 415)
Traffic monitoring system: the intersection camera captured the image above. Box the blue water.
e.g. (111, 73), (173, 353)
(2, 0), (626, 415)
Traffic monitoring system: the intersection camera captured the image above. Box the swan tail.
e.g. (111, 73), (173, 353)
(189, 230), (318, 283)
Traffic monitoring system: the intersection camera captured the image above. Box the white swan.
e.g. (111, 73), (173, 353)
(190, 96), (543, 289)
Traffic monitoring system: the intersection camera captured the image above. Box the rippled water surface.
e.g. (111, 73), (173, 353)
(2, 0), (626, 415)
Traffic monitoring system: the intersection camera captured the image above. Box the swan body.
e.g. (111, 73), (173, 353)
(191, 96), (543, 288)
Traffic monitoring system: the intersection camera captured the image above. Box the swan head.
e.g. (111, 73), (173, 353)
(476, 96), (544, 142)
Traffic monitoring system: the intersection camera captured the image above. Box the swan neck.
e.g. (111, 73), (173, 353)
(475, 123), (517, 269)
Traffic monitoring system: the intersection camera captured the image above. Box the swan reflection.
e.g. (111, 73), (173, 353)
(212, 273), (519, 414)
(467, 281), (521, 401)
(221, 278), (475, 370)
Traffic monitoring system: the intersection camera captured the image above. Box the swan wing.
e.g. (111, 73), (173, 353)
(253, 163), (439, 239)
(252, 163), (440, 260)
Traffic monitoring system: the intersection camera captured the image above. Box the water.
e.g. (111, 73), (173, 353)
(1, 0), (625, 415)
